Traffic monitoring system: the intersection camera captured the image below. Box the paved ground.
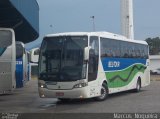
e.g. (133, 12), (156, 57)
(0, 76), (160, 113)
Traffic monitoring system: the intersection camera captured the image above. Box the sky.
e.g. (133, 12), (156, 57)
(26, 0), (160, 49)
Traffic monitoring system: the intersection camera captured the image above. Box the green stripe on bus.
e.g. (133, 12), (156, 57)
(106, 64), (147, 88)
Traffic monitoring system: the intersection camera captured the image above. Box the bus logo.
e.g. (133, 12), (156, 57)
(108, 61), (120, 68)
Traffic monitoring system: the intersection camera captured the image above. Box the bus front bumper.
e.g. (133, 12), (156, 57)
(38, 87), (90, 99)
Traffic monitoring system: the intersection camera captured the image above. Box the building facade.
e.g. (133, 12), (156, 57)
(0, 0), (39, 43)
(150, 55), (160, 70)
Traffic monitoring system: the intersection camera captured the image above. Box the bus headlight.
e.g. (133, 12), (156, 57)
(38, 83), (47, 88)
(73, 82), (88, 88)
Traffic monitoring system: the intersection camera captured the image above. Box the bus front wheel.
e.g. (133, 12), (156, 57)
(95, 83), (108, 101)
(134, 79), (141, 92)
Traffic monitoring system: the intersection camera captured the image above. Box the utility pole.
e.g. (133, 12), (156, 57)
(49, 24), (53, 33)
(90, 16), (95, 31)
(121, 0), (134, 39)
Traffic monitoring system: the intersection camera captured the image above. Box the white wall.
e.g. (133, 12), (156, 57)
(150, 55), (160, 70)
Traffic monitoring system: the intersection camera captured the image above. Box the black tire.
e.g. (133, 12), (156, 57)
(135, 79), (141, 92)
(95, 83), (108, 101)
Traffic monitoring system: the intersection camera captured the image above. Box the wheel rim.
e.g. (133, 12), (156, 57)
(99, 86), (107, 99)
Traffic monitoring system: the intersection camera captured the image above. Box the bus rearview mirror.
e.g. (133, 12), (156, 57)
(84, 46), (91, 61)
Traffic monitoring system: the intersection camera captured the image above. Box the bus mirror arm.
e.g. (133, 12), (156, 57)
(84, 46), (91, 61)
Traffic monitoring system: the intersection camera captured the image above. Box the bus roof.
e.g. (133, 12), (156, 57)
(45, 31), (148, 45)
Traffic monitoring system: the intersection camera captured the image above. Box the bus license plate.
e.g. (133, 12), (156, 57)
(56, 92), (64, 96)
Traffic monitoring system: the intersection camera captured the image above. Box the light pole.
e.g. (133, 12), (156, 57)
(49, 24), (53, 33)
(90, 16), (95, 31)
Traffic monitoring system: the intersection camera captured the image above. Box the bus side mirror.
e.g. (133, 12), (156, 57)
(84, 46), (91, 61)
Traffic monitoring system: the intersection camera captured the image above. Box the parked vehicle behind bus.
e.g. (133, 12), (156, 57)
(30, 47), (39, 63)
(0, 28), (16, 94)
(16, 41), (29, 88)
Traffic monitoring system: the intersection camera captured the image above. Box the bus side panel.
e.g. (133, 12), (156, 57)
(24, 51), (29, 83)
(0, 29), (16, 94)
(12, 32), (16, 91)
(15, 42), (29, 88)
(16, 58), (24, 88)
(101, 58), (148, 93)
(0, 61), (12, 93)
(141, 59), (150, 87)
(0, 46), (14, 93)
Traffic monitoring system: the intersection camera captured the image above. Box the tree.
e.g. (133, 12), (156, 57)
(145, 37), (160, 55)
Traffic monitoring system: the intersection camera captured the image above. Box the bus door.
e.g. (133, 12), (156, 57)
(88, 36), (99, 96)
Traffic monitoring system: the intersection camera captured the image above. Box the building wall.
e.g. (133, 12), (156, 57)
(150, 55), (160, 70)
(10, 0), (39, 33)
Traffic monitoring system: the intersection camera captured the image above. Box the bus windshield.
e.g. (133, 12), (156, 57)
(39, 36), (88, 82)
(0, 30), (12, 56)
(16, 43), (24, 59)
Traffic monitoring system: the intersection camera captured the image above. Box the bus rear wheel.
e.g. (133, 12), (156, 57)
(95, 83), (108, 101)
(134, 79), (141, 92)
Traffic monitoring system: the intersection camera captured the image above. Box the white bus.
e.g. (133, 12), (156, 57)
(26, 51), (31, 81)
(30, 47), (39, 63)
(30, 47), (39, 79)
(38, 32), (150, 101)
(16, 42), (29, 88)
(0, 28), (16, 94)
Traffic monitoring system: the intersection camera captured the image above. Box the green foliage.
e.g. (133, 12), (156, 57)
(145, 37), (160, 55)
